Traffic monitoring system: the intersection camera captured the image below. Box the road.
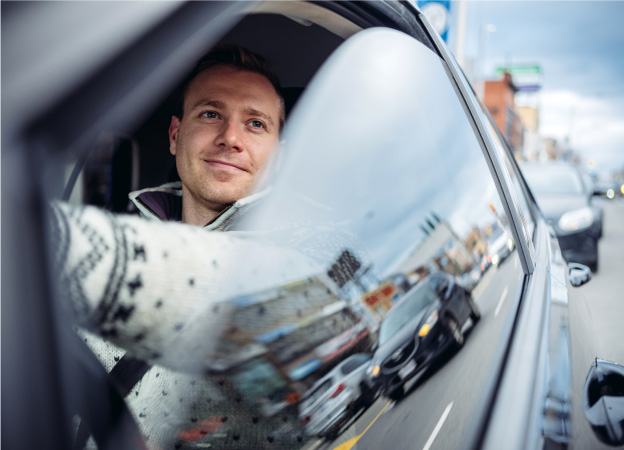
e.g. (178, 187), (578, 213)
(315, 199), (624, 450)
(569, 198), (624, 450)
(572, 198), (624, 364)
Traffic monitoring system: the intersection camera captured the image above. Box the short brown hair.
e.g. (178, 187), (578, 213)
(175, 44), (285, 131)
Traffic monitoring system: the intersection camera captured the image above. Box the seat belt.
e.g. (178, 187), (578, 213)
(74, 355), (150, 449)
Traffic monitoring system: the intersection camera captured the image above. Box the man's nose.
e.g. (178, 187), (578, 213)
(215, 119), (242, 152)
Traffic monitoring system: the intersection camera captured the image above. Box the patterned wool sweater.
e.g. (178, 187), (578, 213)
(50, 186), (363, 449)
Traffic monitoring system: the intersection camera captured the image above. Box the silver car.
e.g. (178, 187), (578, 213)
(4, 2), (624, 450)
(299, 353), (375, 439)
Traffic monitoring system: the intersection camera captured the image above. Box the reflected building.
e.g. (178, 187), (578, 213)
(397, 218), (475, 285)
(207, 271), (373, 415)
(465, 226), (488, 262)
(360, 281), (398, 321)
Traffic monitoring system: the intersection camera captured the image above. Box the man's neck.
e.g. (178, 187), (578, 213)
(181, 206), (222, 227)
(181, 190), (229, 227)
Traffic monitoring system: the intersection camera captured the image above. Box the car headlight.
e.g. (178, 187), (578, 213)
(366, 364), (381, 377)
(419, 310), (439, 337)
(558, 207), (593, 231)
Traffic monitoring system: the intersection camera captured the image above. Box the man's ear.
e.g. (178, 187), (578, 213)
(169, 116), (181, 156)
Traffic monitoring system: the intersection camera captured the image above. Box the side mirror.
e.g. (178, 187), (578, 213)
(582, 358), (624, 446)
(568, 262), (592, 287)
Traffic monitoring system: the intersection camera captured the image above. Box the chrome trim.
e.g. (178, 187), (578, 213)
(416, 10), (536, 276)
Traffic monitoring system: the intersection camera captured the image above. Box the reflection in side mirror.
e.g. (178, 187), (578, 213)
(568, 262), (592, 287)
(582, 358), (624, 446)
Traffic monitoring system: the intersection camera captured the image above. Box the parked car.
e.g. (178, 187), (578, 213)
(4, 2), (624, 450)
(520, 161), (602, 271)
(594, 178), (624, 199)
(298, 353), (377, 439)
(364, 272), (480, 400)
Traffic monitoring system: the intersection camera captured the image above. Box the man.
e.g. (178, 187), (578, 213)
(129, 44), (285, 229)
(55, 44), (361, 449)
(54, 45), (308, 449)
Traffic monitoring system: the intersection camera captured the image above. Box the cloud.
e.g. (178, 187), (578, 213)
(540, 90), (624, 172)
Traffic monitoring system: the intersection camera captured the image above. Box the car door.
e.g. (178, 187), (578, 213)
(236, 25), (527, 449)
(6, 2), (618, 450)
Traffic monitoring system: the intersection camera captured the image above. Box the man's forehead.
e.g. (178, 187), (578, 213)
(185, 66), (281, 114)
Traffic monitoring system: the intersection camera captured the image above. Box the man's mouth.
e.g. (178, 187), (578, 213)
(205, 160), (247, 172)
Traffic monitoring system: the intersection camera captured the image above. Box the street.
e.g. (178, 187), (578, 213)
(318, 199), (624, 450)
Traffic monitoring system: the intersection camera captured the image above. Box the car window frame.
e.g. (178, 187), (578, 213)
(417, 10), (535, 276)
(6, 2), (546, 449)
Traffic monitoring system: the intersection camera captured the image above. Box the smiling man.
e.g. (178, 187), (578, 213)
(130, 45), (285, 228)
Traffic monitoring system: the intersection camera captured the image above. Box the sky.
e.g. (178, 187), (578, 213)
(442, 0), (624, 176)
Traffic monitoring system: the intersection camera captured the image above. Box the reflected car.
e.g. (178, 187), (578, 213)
(594, 178), (624, 199)
(459, 266), (482, 292)
(298, 353), (376, 439)
(486, 227), (515, 268)
(520, 162), (602, 271)
(364, 273), (480, 400)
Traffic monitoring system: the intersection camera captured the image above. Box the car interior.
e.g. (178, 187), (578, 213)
(68, 2), (435, 210)
(8, 3), (624, 450)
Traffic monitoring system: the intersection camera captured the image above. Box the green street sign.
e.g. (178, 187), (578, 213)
(495, 65), (542, 76)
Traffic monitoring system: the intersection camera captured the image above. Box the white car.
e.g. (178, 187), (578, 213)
(299, 353), (376, 439)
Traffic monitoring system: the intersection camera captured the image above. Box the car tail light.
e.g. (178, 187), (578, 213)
(330, 383), (346, 398)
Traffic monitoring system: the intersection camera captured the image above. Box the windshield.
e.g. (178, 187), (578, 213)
(522, 165), (585, 196)
(378, 283), (437, 345)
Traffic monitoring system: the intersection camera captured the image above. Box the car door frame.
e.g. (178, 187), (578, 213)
(410, 4), (578, 450)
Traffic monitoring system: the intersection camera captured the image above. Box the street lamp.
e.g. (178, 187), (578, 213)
(477, 23), (496, 99)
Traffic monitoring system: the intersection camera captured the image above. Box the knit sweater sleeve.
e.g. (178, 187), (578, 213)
(49, 202), (320, 373)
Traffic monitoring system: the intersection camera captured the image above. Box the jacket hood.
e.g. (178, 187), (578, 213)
(128, 182), (271, 231)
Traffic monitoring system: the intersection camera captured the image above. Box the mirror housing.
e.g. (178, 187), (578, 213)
(568, 262), (592, 287)
(582, 358), (624, 446)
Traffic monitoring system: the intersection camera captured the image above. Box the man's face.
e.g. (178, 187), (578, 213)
(169, 65), (281, 223)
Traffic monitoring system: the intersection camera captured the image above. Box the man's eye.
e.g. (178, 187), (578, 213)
(250, 120), (265, 129)
(201, 111), (219, 119)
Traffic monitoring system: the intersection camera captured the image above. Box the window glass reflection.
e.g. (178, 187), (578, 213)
(193, 30), (527, 449)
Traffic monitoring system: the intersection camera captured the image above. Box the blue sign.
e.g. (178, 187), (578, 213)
(418, 1), (451, 42)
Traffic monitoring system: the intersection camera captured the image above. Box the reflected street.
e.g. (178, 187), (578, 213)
(318, 250), (522, 450)
(317, 199), (624, 450)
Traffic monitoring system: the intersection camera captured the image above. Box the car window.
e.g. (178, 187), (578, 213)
(34, 17), (527, 450)
(340, 354), (370, 375)
(484, 119), (537, 250)
(208, 27), (526, 448)
(378, 284), (437, 345)
(301, 379), (333, 406)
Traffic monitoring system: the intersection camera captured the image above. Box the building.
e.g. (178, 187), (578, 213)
(483, 72), (524, 155)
